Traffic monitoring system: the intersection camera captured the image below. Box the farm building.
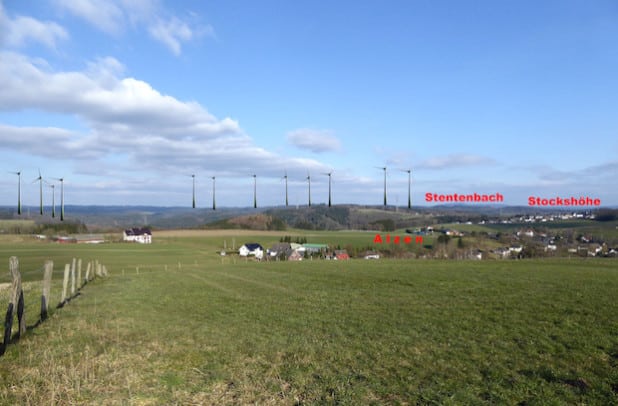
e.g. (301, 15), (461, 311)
(290, 242), (304, 252)
(334, 250), (350, 260)
(268, 243), (292, 259)
(288, 250), (303, 261)
(123, 227), (152, 244)
(363, 251), (380, 260)
(303, 243), (328, 254)
(239, 243), (264, 259)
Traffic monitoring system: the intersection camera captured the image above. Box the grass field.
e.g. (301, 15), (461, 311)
(0, 233), (617, 404)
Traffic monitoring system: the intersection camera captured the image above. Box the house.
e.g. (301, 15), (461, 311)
(123, 227), (152, 244)
(363, 251), (380, 260)
(267, 243), (292, 259)
(239, 243), (264, 259)
(334, 250), (350, 260)
(517, 229), (535, 238)
(288, 250), (303, 261)
(492, 248), (511, 259)
(545, 244), (557, 252)
(303, 243), (328, 254)
(290, 243), (304, 252)
(469, 249), (483, 260)
(509, 245), (523, 254)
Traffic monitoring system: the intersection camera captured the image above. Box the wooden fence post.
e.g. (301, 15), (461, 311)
(60, 264), (70, 306)
(77, 259), (82, 289)
(41, 260), (53, 321)
(70, 258), (76, 296)
(0, 303), (13, 355)
(85, 262), (91, 282)
(1, 257), (22, 354)
(10, 256), (25, 338)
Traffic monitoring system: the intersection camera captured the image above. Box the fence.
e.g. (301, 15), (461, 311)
(0, 256), (109, 356)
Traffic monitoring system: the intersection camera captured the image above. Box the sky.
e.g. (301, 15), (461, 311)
(1, 0), (617, 210)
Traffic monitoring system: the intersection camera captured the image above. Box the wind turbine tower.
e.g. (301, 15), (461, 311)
(252, 174), (257, 208)
(323, 172), (332, 207)
(283, 171), (288, 207)
(11, 171), (21, 215)
(306, 173), (311, 207)
(55, 177), (65, 221)
(211, 176), (216, 210)
(33, 170), (43, 215)
(48, 183), (56, 218)
(191, 174), (196, 208)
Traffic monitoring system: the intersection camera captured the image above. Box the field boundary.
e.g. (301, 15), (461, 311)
(0, 256), (109, 356)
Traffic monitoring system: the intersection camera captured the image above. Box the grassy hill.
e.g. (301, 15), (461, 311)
(0, 233), (616, 404)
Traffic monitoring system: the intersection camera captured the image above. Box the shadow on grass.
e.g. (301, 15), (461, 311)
(0, 289), (83, 356)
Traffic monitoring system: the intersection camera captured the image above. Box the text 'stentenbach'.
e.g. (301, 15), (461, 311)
(425, 193), (504, 203)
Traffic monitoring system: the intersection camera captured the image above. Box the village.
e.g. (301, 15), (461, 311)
(21, 207), (618, 261)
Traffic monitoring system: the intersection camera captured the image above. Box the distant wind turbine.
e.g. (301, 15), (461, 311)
(10, 171), (21, 215)
(252, 174), (257, 208)
(211, 176), (216, 210)
(33, 170), (43, 215)
(282, 171), (288, 207)
(53, 177), (65, 221)
(190, 174), (196, 208)
(400, 169), (412, 209)
(306, 172), (311, 207)
(46, 182), (56, 218)
(322, 172), (332, 207)
(375, 166), (387, 206)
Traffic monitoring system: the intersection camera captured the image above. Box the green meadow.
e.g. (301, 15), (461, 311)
(0, 232), (617, 404)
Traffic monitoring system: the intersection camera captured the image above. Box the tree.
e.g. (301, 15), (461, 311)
(437, 234), (450, 245)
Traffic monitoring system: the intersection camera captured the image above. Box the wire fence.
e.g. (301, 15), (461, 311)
(0, 256), (108, 357)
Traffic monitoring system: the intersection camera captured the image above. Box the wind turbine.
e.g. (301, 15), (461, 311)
(306, 172), (311, 207)
(190, 174), (196, 208)
(400, 169), (412, 209)
(53, 177), (65, 221)
(282, 171), (289, 207)
(46, 182), (56, 218)
(252, 174), (257, 208)
(375, 166), (387, 206)
(33, 170), (43, 215)
(211, 176), (216, 210)
(322, 171), (332, 207)
(10, 171), (21, 215)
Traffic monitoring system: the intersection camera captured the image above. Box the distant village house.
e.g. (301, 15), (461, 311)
(239, 243), (264, 259)
(123, 227), (152, 244)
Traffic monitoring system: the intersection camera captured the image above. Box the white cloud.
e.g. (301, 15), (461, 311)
(0, 51), (329, 178)
(54, 0), (124, 34)
(419, 153), (496, 169)
(53, 0), (123, 32)
(53, 0), (211, 55)
(0, 124), (100, 159)
(287, 128), (342, 153)
(0, 2), (68, 49)
(148, 17), (192, 56)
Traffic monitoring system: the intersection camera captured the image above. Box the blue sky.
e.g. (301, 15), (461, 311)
(1, 0), (617, 209)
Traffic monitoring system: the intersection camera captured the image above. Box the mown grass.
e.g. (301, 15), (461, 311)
(0, 235), (616, 404)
